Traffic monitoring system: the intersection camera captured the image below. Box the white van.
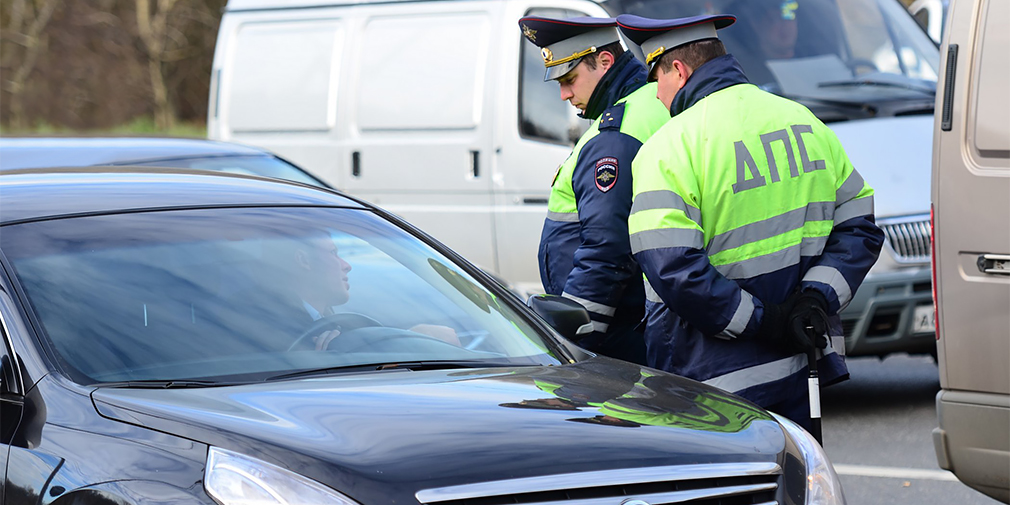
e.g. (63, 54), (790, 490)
(930, 0), (1010, 501)
(209, 0), (942, 357)
(208, 0), (606, 296)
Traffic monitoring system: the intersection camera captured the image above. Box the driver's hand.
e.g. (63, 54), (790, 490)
(313, 329), (341, 351)
(408, 324), (461, 346)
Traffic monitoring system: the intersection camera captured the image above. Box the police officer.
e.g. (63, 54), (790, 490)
(616, 14), (884, 428)
(519, 16), (670, 365)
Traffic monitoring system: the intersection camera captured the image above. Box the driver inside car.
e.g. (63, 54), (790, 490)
(721, 0), (801, 88)
(748, 0), (799, 61)
(276, 232), (462, 350)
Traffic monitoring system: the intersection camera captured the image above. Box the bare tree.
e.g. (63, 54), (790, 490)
(2, 0), (225, 132)
(160, 0), (227, 122)
(1, 0), (61, 129)
(135, 0), (180, 130)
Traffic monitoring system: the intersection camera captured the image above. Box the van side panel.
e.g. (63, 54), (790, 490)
(356, 13), (486, 132)
(211, 2), (502, 274)
(932, 0), (1010, 500)
(935, 0), (1010, 395)
(210, 9), (349, 189)
(343, 4), (499, 272)
(226, 21), (344, 132)
(970, 1), (1010, 158)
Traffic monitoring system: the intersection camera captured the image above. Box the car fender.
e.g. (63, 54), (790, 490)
(49, 480), (213, 505)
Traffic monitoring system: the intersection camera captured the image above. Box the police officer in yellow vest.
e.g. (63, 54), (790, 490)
(616, 13), (884, 428)
(519, 16), (670, 365)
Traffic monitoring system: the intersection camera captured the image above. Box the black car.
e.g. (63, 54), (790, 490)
(0, 168), (845, 505)
(0, 136), (327, 188)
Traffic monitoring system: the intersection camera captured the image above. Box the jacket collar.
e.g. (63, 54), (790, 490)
(582, 52), (649, 121)
(669, 54), (749, 116)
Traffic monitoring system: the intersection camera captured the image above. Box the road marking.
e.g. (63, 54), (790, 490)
(833, 464), (960, 482)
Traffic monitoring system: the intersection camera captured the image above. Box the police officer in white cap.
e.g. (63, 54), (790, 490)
(518, 16), (670, 365)
(617, 13), (883, 430)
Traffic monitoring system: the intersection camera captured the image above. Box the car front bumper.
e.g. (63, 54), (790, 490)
(839, 266), (935, 358)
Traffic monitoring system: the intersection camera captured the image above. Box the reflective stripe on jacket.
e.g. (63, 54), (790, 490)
(538, 54), (671, 364)
(629, 55), (883, 407)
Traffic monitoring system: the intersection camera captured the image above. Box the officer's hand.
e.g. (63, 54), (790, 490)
(408, 324), (461, 346)
(786, 291), (830, 354)
(313, 329), (341, 351)
(757, 293), (797, 345)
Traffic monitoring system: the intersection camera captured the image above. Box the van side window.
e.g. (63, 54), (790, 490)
(519, 8), (591, 146)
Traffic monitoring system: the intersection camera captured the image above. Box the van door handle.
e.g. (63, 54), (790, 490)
(977, 254), (1010, 275)
(940, 44), (958, 132)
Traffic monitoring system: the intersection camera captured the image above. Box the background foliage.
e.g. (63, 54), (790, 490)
(1, 0), (226, 135)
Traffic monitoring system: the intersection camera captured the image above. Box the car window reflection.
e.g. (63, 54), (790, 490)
(4, 208), (560, 384)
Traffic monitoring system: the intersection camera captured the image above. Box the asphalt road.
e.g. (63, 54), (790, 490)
(820, 353), (1002, 505)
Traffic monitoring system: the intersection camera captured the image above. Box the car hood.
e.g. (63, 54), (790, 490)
(827, 115), (932, 218)
(92, 358), (786, 502)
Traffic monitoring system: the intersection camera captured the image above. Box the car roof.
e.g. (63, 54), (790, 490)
(0, 167), (366, 225)
(0, 137), (272, 171)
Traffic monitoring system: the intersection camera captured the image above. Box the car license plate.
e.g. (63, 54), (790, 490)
(913, 305), (936, 333)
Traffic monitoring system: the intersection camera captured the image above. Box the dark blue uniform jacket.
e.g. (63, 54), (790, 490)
(538, 53), (655, 365)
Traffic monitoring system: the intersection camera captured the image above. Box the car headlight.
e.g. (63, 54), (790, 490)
(205, 446), (360, 505)
(772, 413), (846, 505)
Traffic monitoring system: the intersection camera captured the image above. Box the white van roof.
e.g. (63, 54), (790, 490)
(226, 0), (479, 10)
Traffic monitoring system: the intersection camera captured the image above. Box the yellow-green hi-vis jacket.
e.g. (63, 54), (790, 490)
(628, 55), (883, 409)
(538, 53), (670, 365)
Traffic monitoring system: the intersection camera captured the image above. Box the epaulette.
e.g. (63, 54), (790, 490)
(599, 103), (626, 131)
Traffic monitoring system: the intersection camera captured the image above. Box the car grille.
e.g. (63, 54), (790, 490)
(841, 319), (858, 337)
(415, 462), (781, 505)
(879, 215), (931, 263)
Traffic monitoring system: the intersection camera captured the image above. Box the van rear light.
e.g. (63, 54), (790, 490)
(931, 205), (939, 340)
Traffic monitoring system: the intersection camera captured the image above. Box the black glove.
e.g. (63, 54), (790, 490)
(785, 290), (830, 354)
(756, 293), (797, 344)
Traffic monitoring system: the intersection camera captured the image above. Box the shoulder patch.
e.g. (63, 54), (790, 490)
(595, 157), (618, 192)
(599, 103), (626, 131)
(551, 162), (563, 187)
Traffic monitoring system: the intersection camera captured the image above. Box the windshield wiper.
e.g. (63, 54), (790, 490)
(93, 379), (248, 389)
(818, 78), (935, 95)
(266, 360), (521, 382)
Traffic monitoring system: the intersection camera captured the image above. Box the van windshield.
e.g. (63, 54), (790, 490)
(605, 0), (939, 118)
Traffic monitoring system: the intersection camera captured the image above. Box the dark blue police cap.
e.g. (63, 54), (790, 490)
(616, 14), (735, 75)
(519, 16), (622, 81)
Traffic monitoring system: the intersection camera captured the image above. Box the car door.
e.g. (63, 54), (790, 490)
(931, 0), (1010, 501)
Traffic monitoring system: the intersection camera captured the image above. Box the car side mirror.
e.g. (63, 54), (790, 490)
(526, 294), (593, 342)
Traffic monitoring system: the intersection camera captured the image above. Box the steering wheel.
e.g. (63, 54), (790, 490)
(320, 326), (465, 355)
(287, 312), (383, 351)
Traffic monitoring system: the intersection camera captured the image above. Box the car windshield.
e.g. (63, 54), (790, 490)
(129, 155), (327, 188)
(3, 207), (563, 384)
(605, 0), (939, 112)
